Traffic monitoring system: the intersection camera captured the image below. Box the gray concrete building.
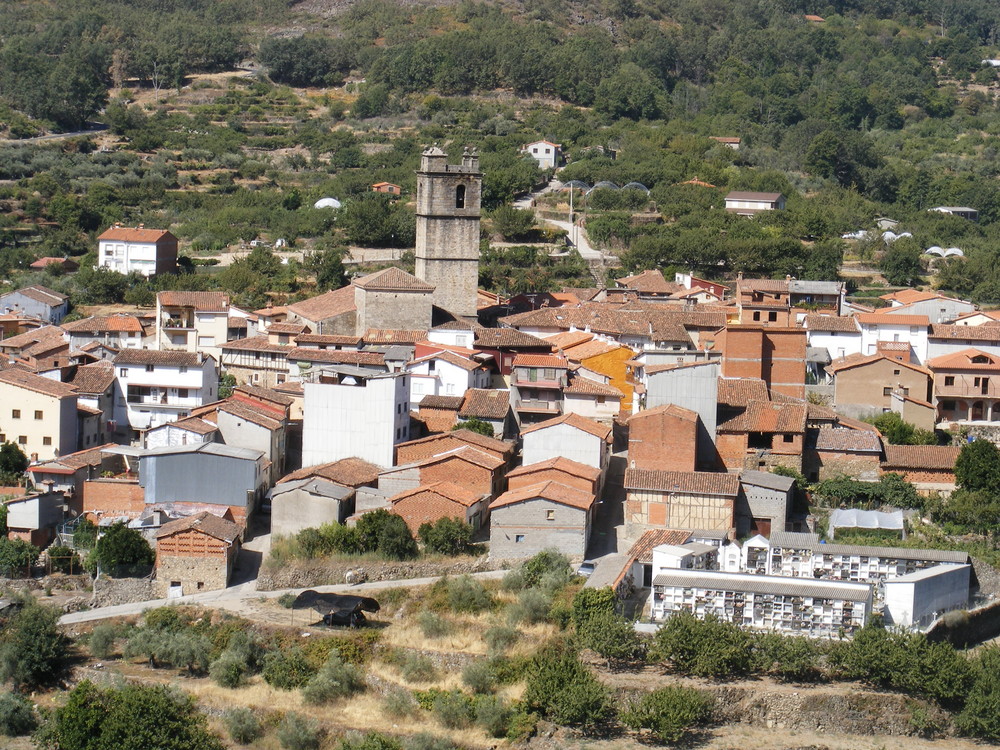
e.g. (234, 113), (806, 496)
(643, 361), (718, 462)
(738, 470), (794, 537)
(489, 480), (596, 560)
(269, 478), (355, 536)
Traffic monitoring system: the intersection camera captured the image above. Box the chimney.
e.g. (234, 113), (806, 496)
(786, 274), (792, 282)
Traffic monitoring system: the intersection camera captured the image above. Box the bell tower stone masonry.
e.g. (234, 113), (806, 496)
(414, 145), (482, 319)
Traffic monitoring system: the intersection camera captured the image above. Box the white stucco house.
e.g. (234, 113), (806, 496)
(97, 225), (178, 277)
(113, 349), (219, 433)
(406, 350), (491, 404)
(521, 141), (562, 170)
(520, 412), (612, 476)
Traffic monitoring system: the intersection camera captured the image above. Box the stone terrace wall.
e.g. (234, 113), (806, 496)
(257, 556), (503, 591)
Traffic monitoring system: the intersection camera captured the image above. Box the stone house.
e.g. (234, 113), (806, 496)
(0, 325), (71, 377)
(627, 404), (699, 472)
(826, 353), (932, 420)
(506, 457), (601, 495)
(562, 375), (623, 422)
(737, 470), (794, 537)
(352, 267), (435, 333)
(489, 480), (595, 560)
(520, 412), (612, 475)
(0, 285), (68, 324)
(286, 286), (359, 335)
(716, 399), (806, 472)
(805, 428), (883, 483)
(155, 512), (242, 597)
(63, 314), (149, 351)
(881, 444), (961, 494)
(388, 481), (488, 532)
(394, 429), (514, 467)
(269, 479), (355, 536)
(624, 468), (741, 537)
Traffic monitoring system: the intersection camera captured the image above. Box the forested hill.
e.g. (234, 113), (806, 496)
(3, 0), (1000, 304)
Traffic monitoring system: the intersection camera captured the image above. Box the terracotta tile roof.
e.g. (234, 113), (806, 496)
(114, 349), (203, 367)
(390, 481), (481, 508)
(364, 329), (426, 345)
(563, 375), (623, 398)
(927, 348), (1000, 370)
(395, 429), (513, 459)
(30, 256), (77, 270)
(628, 528), (694, 563)
(645, 361), (716, 375)
(280, 457), (382, 486)
(220, 335), (290, 354)
(287, 347), (385, 366)
(561, 287), (601, 302)
(156, 511), (240, 542)
(354, 266), (435, 292)
(218, 399), (283, 430)
(459, 388), (510, 421)
(882, 444), (961, 471)
(287, 286), (356, 323)
(717, 377), (769, 407)
(234, 384), (294, 406)
(876, 340), (910, 353)
(520, 412), (612, 441)
(624, 468), (740, 496)
(804, 314), (859, 333)
(295, 333), (363, 347)
(879, 289), (939, 304)
(411, 350), (484, 372)
(562, 338), (628, 361)
(99, 226), (175, 243)
(855, 312), (929, 327)
(929, 324), (1000, 342)
(267, 322), (310, 335)
(0, 325), (66, 352)
(228, 316), (248, 329)
(78, 403), (103, 416)
(489, 479), (595, 511)
(415, 445), (504, 471)
(254, 304), (288, 316)
(545, 331), (594, 350)
(475, 328), (553, 349)
(157, 291), (229, 311)
(813, 429), (883, 453)
(826, 353), (931, 376)
(159, 416), (218, 435)
(616, 269), (681, 294)
(431, 319), (476, 331)
(63, 315), (144, 333)
(628, 403), (699, 423)
(30, 443), (118, 472)
(717, 400), (806, 434)
(0, 368), (77, 397)
(69, 362), (116, 394)
(512, 353), (568, 368)
(420, 395), (464, 409)
(12, 285), (68, 305)
(506, 456), (601, 481)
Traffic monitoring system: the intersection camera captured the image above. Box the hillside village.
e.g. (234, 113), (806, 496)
(0, 145), (994, 644)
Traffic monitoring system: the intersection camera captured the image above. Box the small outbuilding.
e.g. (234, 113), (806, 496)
(155, 512), (242, 598)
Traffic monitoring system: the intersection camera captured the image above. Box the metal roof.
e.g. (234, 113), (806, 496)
(740, 470), (796, 492)
(652, 569), (872, 602)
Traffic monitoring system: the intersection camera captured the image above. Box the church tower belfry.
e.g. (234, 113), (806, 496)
(414, 145), (482, 319)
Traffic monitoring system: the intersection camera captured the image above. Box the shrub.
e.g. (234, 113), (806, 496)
(620, 686), (714, 743)
(277, 712), (322, 750)
(462, 660), (494, 694)
(578, 611), (644, 664)
(484, 625), (520, 653)
(302, 652), (366, 704)
(0, 692), (36, 736)
(418, 517), (474, 556)
(47, 545), (82, 574)
(417, 610), (453, 638)
(956, 647), (1000, 740)
(339, 731), (403, 750)
(432, 690), (473, 729)
(650, 611), (752, 677)
(277, 592), (297, 608)
(210, 647), (252, 688)
(523, 641), (611, 728)
(88, 623), (118, 659)
(571, 587), (616, 628)
(0, 538), (39, 577)
(144, 606), (187, 632)
(447, 575), (493, 613)
(752, 633), (823, 682)
(223, 707), (262, 744)
(400, 653), (438, 683)
(91, 522), (155, 575)
(159, 631), (211, 675)
(404, 733), (456, 750)
(0, 602), (70, 690)
(382, 686), (419, 718)
(520, 549), (572, 588)
(264, 646), (315, 690)
(507, 588), (552, 625)
(474, 695), (512, 737)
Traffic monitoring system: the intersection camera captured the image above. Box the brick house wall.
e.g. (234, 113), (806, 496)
(628, 409), (697, 472)
(420, 460), (497, 498)
(82, 479), (145, 520)
(155, 529), (236, 597)
(391, 489), (482, 532)
(720, 326), (806, 399)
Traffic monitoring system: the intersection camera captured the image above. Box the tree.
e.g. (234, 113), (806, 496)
(0, 602), (70, 690)
(44, 681), (224, 750)
(650, 611), (752, 677)
(0, 691), (36, 736)
(310, 246), (347, 291)
(620, 686), (714, 743)
(957, 647), (1000, 740)
(218, 372), (237, 399)
(879, 243), (923, 286)
(0, 538), (38, 577)
(955, 439), (1000, 495)
(571, 586), (616, 628)
(301, 652), (365, 704)
(91, 522), (155, 576)
(863, 412), (935, 446)
(577, 610), (645, 664)
(418, 517), (474, 556)
(452, 418), (494, 437)
(523, 640), (611, 728)
(0, 442), (28, 479)
(490, 205), (536, 240)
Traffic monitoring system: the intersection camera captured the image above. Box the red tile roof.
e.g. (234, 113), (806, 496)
(114, 349), (204, 367)
(69, 362), (116, 394)
(157, 291), (229, 311)
(287, 286), (356, 323)
(459, 388), (511, 421)
(390, 481), (481, 507)
(628, 528), (694, 562)
(804, 314), (859, 333)
(927, 348), (1000, 370)
(354, 266), (434, 292)
(624, 468), (740, 496)
(616, 269), (681, 294)
(395, 429), (513, 458)
(520, 411), (612, 441)
(295, 333), (363, 347)
(279, 457), (382, 486)
(63, 314), (144, 333)
(13, 285), (68, 305)
(474, 328), (553, 349)
(506, 456), (601, 481)
(563, 375), (623, 398)
(364, 329), (427, 345)
(489, 479), (595, 511)
(156, 511), (240, 542)
(855, 313), (929, 327)
(99, 226), (176, 243)
(929, 324), (1000, 342)
(0, 368), (77, 398)
(287, 347), (385, 366)
(813, 429), (883, 453)
(220, 336), (290, 354)
(512, 353), (568, 368)
(717, 377), (769, 407)
(826, 353), (931, 376)
(717, 401), (806, 434)
(882, 444), (961, 471)
(420, 395), (464, 410)
(628, 403), (699, 423)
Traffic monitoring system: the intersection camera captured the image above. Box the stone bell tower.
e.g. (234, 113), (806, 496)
(414, 145), (482, 319)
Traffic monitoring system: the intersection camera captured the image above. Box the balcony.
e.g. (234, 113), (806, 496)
(510, 373), (564, 389)
(515, 399), (561, 415)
